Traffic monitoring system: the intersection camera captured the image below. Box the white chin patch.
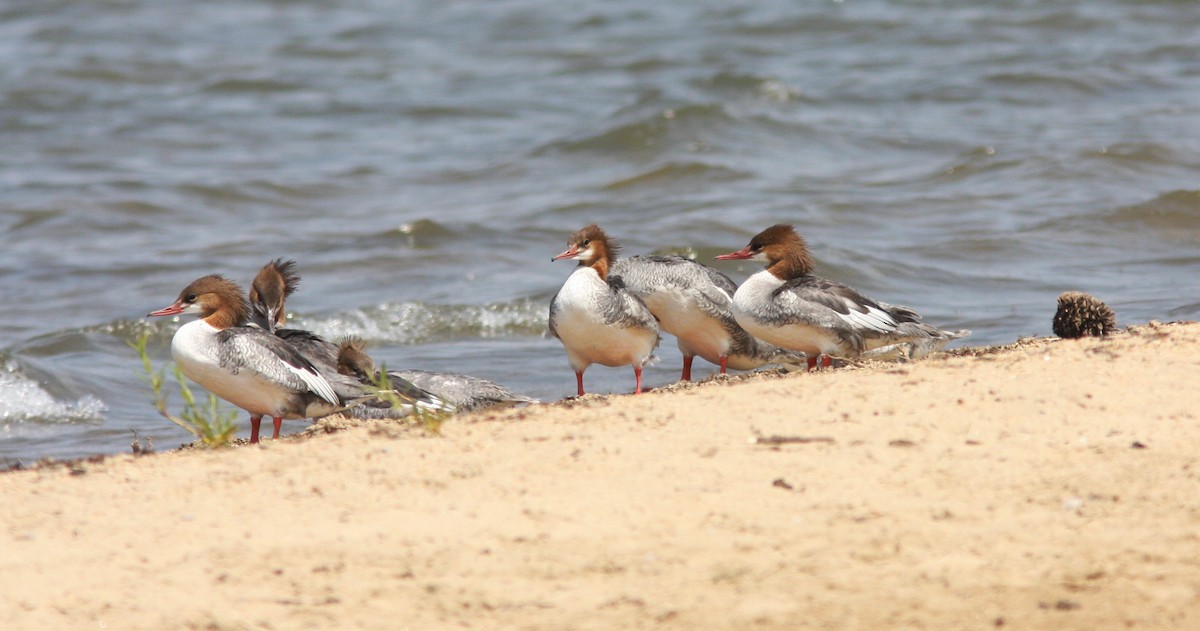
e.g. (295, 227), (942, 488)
(182, 302), (205, 315)
(574, 245), (594, 261)
(750, 251), (769, 262)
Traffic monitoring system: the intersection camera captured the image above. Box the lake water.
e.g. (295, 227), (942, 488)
(3, 0), (1199, 462)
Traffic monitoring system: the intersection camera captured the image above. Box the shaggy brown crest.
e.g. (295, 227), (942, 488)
(249, 259), (301, 329)
(559, 223), (620, 279)
(335, 337), (377, 382)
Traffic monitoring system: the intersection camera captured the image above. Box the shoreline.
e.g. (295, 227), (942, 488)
(2, 321), (1198, 629)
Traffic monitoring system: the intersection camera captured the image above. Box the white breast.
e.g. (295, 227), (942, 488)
(171, 320), (304, 418)
(731, 271), (840, 357)
(640, 288), (732, 363)
(552, 268), (658, 371)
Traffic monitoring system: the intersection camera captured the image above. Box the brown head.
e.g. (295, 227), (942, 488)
(248, 258), (301, 332)
(147, 275), (251, 330)
(715, 224), (815, 280)
(551, 224), (620, 279)
(335, 337), (378, 382)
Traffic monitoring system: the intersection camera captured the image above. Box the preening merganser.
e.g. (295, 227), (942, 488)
(336, 338), (537, 413)
(549, 224), (660, 395)
(147, 274), (352, 443)
(716, 224), (968, 367)
(247, 259), (454, 417)
(610, 255), (807, 379)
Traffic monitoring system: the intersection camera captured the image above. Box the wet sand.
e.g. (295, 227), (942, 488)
(2, 322), (1198, 630)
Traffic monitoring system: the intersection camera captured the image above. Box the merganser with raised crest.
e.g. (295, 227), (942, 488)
(549, 224), (660, 395)
(611, 255), (808, 379)
(147, 274), (352, 443)
(716, 224), (968, 367)
(247, 259), (454, 417)
(336, 338), (537, 413)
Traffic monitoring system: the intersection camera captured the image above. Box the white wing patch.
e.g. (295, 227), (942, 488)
(835, 303), (899, 333)
(285, 363), (340, 406)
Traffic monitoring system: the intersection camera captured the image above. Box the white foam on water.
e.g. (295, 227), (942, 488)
(298, 299), (549, 346)
(0, 371), (107, 424)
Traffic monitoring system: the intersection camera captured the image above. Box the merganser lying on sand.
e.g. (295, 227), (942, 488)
(549, 224), (659, 395)
(716, 224), (968, 368)
(336, 338), (536, 413)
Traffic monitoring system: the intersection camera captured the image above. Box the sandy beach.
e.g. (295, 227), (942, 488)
(2, 321), (1198, 630)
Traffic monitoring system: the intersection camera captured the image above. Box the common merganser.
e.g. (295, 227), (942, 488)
(549, 224), (660, 395)
(147, 274), (355, 443)
(610, 255), (808, 379)
(716, 224), (968, 367)
(336, 338), (537, 413)
(247, 259), (454, 417)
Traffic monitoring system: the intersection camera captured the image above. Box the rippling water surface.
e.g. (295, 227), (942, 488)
(3, 0), (1199, 461)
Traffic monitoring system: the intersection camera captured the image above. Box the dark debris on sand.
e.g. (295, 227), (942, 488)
(1053, 291), (1117, 339)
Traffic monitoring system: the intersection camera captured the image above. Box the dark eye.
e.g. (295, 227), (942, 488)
(580, 239), (590, 247)
(185, 294), (197, 302)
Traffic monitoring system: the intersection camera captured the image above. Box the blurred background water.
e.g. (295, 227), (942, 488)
(2, 0), (1198, 462)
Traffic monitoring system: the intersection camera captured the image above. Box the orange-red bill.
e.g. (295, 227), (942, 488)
(714, 246), (752, 261)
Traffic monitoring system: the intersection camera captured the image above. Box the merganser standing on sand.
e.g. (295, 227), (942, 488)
(716, 224), (968, 368)
(247, 259), (454, 416)
(549, 224), (660, 395)
(336, 338), (537, 413)
(611, 255), (807, 379)
(147, 275), (349, 443)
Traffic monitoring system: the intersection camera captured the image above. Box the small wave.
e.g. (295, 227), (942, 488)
(695, 71), (806, 103)
(732, 14), (900, 37)
(601, 162), (749, 191)
(985, 71), (1104, 97)
(1032, 190), (1200, 241)
(1081, 143), (1180, 168)
(931, 146), (1023, 183)
(0, 371), (106, 425)
(294, 298), (549, 346)
(540, 103), (733, 156)
(203, 77), (304, 93)
(1107, 190), (1200, 231)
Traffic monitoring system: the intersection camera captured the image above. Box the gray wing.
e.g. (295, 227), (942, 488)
(605, 275), (659, 330)
(615, 255), (735, 321)
(548, 290), (561, 339)
(215, 327), (340, 405)
(391, 370), (536, 412)
(276, 328), (340, 367)
(275, 328), (368, 402)
(775, 277), (907, 335)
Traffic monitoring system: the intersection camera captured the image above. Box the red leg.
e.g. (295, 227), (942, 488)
(821, 355), (832, 369)
(575, 371), (585, 396)
(681, 355), (693, 381)
(272, 416), (283, 439)
(806, 355), (818, 371)
(633, 365), (644, 394)
(719, 355), (728, 374)
(249, 414), (262, 444)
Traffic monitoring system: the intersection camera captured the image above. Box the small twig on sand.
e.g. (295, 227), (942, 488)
(750, 434), (836, 446)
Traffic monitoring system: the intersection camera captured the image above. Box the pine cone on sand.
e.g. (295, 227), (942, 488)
(1052, 291), (1117, 339)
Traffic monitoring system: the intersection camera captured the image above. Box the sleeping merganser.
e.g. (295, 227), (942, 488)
(147, 274), (353, 443)
(247, 259), (454, 417)
(549, 224), (660, 395)
(336, 338), (537, 413)
(716, 224), (968, 367)
(610, 255), (808, 379)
